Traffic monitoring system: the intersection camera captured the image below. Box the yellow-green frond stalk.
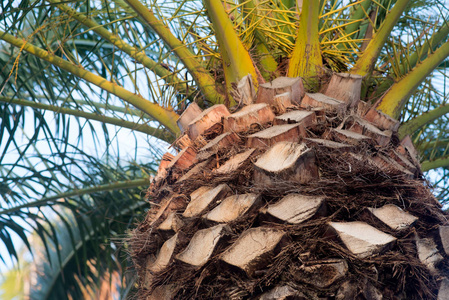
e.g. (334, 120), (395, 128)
(0, 30), (181, 135)
(350, 0), (409, 77)
(0, 97), (175, 143)
(255, 43), (279, 79)
(287, 0), (323, 88)
(239, 0), (279, 80)
(125, 0), (225, 105)
(377, 39), (449, 119)
(47, 0), (190, 98)
(204, 0), (260, 105)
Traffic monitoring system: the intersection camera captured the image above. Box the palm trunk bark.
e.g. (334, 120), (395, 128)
(130, 75), (448, 299)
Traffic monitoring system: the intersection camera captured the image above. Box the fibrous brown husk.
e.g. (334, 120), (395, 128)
(129, 97), (448, 300)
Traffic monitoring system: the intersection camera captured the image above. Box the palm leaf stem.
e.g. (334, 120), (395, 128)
(398, 104), (449, 139)
(58, 39), (179, 63)
(0, 97), (175, 143)
(239, 0), (278, 78)
(47, 0), (192, 99)
(422, 156), (449, 171)
(375, 21), (449, 96)
(351, 0), (409, 76)
(418, 139), (449, 151)
(58, 99), (151, 119)
(287, 0), (323, 83)
(0, 96), (174, 143)
(4, 93), (155, 118)
(400, 21), (449, 75)
(123, 0), (225, 105)
(0, 30), (180, 135)
(377, 39), (449, 119)
(0, 178), (151, 216)
(204, 0), (260, 102)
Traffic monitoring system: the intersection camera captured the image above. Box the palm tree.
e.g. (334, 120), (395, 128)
(1, 0), (449, 298)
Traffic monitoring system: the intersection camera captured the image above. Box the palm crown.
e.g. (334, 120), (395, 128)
(1, 0), (449, 298)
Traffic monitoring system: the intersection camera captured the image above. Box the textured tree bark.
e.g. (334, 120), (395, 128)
(223, 103), (275, 132)
(274, 110), (316, 126)
(187, 104), (230, 140)
(257, 77), (305, 105)
(300, 93), (346, 112)
(324, 73), (362, 108)
(177, 102), (202, 132)
(246, 124), (307, 148)
(131, 75), (449, 300)
(197, 132), (240, 161)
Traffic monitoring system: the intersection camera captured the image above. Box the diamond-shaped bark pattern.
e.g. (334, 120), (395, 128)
(214, 148), (255, 175)
(390, 149), (417, 173)
(397, 135), (420, 166)
(330, 128), (372, 145)
(258, 285), (304, 299)
(300, 93), (345, 112)
(176, 224), (229, 267)
(223, 103), (275, 133)
(254, 142), (318, 185)
(364, 108), (400, 131)
(368, 155), (414, 178)
(438, 278), (449, 300)
(272, 92), (293, 113)
(344, 116), (392, 146)
(144, 234), (179, 288)
(274, 110), (316, 126)
(147, 233), (178, 273)
(167, 146), (197, 171)
(188, 104), (230, 140)
(177, 159), (210, 182)
(236, 74), (256, 105)
(329, 221), (396, 258)
(131, 75), (447, 300)
(324, 73), (362, 107)
(220, 228), (285, 275)
(146, 285), (177, 300)
(367, 204), (418, 230)
(265, 194), (324, 224)
(246, 123), (305, 148)
(183, 184), (231, 218)
(157, 212), (184, 232)
(416, 236), (444, 274)
(204, 193), (260, 223)
(305, 138), (351, 149)
(177, 102), (202, 133)
(439, 226), (449, 256)
(197, 132), (240, 161)
(257, 77), (304, 105)
(175, 134), (192, 150)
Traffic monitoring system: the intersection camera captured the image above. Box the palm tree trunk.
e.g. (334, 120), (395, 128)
(130, 75), (448, 299)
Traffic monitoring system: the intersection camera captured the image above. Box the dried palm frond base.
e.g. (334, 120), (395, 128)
(129, 75), (448, 300)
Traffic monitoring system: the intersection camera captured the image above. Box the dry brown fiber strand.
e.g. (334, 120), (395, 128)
(129, 75), (448, 300)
